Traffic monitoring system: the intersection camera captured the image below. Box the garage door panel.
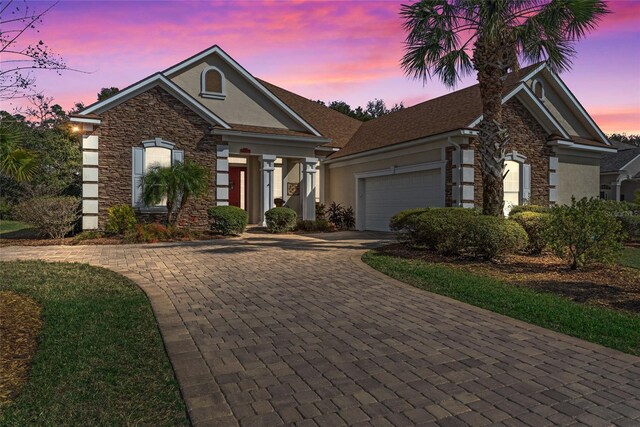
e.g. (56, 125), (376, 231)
(364, 169), (443, 231)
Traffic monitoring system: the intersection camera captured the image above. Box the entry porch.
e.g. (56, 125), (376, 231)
(212, 128), (329, 225)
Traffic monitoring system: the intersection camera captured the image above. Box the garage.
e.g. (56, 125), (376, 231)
(362, 169), (444, 231)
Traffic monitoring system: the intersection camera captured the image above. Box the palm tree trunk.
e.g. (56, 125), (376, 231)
(473, 34), (513, 216)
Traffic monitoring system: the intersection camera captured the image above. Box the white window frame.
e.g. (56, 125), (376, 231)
(532, 78), (545, 100)
(504, 151), (529, 209)
(134, 138), (182, 211)
(200, 66), (226, 100)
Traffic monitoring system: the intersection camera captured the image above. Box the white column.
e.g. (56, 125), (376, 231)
(216, 144), (230, 206)
(301, 157), (318, 220)
(82, 125), (99, 230)
(260, 154), (276, 225)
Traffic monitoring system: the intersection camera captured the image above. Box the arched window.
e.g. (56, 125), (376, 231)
(533, 79), (544, 99)
(201, 66), (226, 100)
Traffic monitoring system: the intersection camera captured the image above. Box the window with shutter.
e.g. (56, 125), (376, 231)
(132, 139), (183, 208)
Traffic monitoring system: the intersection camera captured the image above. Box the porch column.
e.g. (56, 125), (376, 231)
(81, 124), (99, 230)
(301, 157), (318, 220)
(260, 154), (276, 226)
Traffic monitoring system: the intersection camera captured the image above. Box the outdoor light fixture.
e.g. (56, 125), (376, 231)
(71, 125), (80, 133)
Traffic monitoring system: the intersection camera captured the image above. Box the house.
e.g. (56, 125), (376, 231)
(71, 45), (615, 232)
(600, 141), (640, 202)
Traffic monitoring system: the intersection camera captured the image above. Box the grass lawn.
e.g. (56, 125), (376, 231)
(0, 261), (188, 426)
(363, 251), (640, 356)
(0, 221), (30, 235)
(620, 247), (640, 269)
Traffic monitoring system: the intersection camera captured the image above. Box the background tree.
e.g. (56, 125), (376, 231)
(316, 98), (404, 121)
(609, 133), (640, 148)
(401, 0), (609, 216)
(142, 160), (209, 226)
(97, 87), (120, 101)
(0, 0), (74, 100)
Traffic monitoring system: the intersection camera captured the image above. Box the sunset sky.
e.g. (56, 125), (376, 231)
(7, 0), (640, 134)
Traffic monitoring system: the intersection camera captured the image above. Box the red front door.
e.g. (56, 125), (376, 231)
(228, 166), (246, 209)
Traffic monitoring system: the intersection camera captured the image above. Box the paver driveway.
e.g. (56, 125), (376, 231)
(1, 232), (639, 426)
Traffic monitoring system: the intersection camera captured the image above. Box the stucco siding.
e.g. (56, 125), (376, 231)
(169, 53), (306, 131)
(526, 76), (593, 138)
(557, 155), (600, 205)
(326, 146), (442, 209)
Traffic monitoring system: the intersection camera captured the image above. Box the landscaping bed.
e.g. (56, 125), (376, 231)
(363, 248), (640, 356)
(0, 261), (188, 425)
(377, 244), (640, 313)
(0, 231), (224, 247)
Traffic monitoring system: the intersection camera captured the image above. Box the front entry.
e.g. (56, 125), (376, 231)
(229, 166), (247, 209)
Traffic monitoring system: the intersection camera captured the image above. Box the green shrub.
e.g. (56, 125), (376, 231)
(618, 214), (640, 242)
(326, 202), (355, 231)
(413, 208), (480, 253)
(0, 198), (13, 219)
(546, 197), (625, 269)
(14, 196), (80, 239)
(265, 207), (297, 233)
(397, 207), (526, 259)
(465, 216), (528, 259)
(389, 208), (429, 242)
(296, 218), (335, 232)
(104, 204), (137, 235)
(510, 211), (551, 254)
(315, 203), (326, 220)
(508, 204), (550, 216)
(207, 206), (248, 236)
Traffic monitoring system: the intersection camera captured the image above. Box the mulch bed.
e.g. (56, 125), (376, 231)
(0, 291), (42, 406)
(378, 244), (640, 313)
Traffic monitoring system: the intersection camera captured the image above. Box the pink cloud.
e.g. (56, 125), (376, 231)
(5, 0), (639, 135)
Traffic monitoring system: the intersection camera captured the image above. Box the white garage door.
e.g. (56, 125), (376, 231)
(363, 169), (444, 231)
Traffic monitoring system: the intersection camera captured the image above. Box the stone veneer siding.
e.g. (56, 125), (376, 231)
(95, 86), (219, 229)
(469, 98), (552, 207)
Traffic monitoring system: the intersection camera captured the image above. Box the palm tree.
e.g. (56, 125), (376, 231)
(400, 0), (609, 216)
(142, 160), (209, 225)
(0, 121), (38, 182)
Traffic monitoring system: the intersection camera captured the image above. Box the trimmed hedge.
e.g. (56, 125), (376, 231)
(389, 208), (429, 242)
(390, 207), (527, 260)
(508, 204), (550, 216)
(510, 211), (551, 254)
(465, 216), (529, 259)
(413, 208), (480, 254)
(208, 206), (248, 235)
(265, 207), (297, 233)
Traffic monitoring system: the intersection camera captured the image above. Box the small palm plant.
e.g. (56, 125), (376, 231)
(0, 121), (38, 182)
(400, 0), (609, 216)
(142, 160), (209, 226)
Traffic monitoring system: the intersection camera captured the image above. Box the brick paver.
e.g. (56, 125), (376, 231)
(1, 232), (639, 426)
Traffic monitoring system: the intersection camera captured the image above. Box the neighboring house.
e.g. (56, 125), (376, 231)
(600, 141), (640, 202)
(71, 45), (615, 232)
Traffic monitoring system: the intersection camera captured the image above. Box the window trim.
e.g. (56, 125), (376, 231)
(135, 139), (179, 212)
(504, 151), (529, 208)
(200, 66), (226, 100)
(532, 78), (545, 99)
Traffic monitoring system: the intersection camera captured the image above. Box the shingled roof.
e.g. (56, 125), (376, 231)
(331, 62), (542, 159)
(601, 141), (640, 173)
(258, 79), (362, 148)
